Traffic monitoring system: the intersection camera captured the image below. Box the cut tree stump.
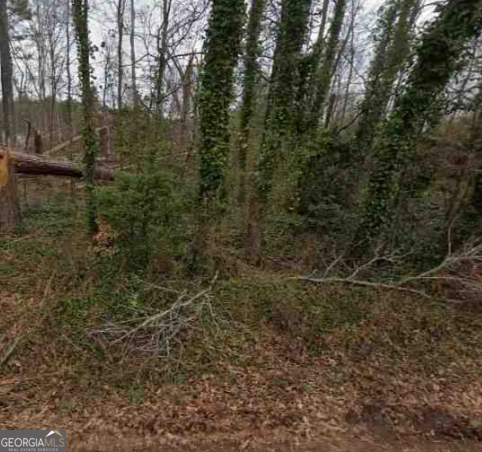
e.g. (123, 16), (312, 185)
(0, 149), (22, 230)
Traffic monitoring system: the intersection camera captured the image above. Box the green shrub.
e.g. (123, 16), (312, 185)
(97, 162), (191, 270)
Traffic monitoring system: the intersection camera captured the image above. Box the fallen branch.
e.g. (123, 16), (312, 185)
(88, 273), (219, 357)
(292, 240), (482, 302)
(293, 276), (432, 299)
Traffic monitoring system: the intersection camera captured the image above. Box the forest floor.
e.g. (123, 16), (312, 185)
(1, 184), (482, 451)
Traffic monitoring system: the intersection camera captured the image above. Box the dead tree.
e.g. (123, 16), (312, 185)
(34, 128), (43, 155)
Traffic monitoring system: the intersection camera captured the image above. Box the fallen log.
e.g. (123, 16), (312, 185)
(44, 134), (83, 157)
(0, 147), (115, 181)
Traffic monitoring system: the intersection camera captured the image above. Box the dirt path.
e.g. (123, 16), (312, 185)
(69, 431), (482, 452)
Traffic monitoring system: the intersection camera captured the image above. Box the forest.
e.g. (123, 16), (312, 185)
(1, 0), (482, 450)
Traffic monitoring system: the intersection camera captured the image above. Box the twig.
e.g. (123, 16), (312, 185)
(11, 235), (32, 243)
(89, 273), (220, 357)
(323, 254), (344, 278)
(113, 285), (211, 343)
(0, 338), (21, 368)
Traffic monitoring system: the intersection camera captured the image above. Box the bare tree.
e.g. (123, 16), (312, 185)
(66, 0), (73, 133)
(155, 0), (173, 118)
(0, 0), (17, 146)
(100, 30), (117, 108)
(45, 0), (67, 146)
(130, 0), (140, 107)
(116, 0), (127, 109)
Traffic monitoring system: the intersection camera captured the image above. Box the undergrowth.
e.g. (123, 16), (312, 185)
(1, 195), (481, 413)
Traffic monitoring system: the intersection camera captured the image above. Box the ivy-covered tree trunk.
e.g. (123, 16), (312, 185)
(199, 0), (245, 203)
(244, 0), (311, 263)
(293, 0), (331, 136)
(306, 0), (347, 131)
(294, 0), (349, 217)
(458, 80), (482, 238)
(343, 0), (418, 210)
(188, 0), (244, 271)
(72, 0), (99, 236)
(238, 0), (266, 205)
(354, 0), (419, 157)
(351, 0), (482, 256)
(310, 0), (331, 77)
(470, 89), (482, 216)
(257, 0), (312, 198)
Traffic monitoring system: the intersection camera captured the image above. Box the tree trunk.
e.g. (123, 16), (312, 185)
(0, 0), (17, 147)
(198, 0), (245, 202)
(354, 0), (420, 158)
(49, 42), (57, 149)
(36, 3), (47, 104)
(130, 0), (140, 107)
(192, 0), (245, 271)
(258, 0), (312, 198)
(340, 30), (355, 125)
(0, 147), (114, 180)
(66, 0), (75, 198)
(460, 82), (482, 235)
(155, 0), (171, 118)
(72, 0), (100, 236)
(238, 0), (266, 205)
(313, 0), (331, 59)
(180, 54), (194, 151)
(307, 0), (347, 131)
(117, 0), (126, 110)
(245, 0), (312, 263)
(245, 184), (260, 264)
